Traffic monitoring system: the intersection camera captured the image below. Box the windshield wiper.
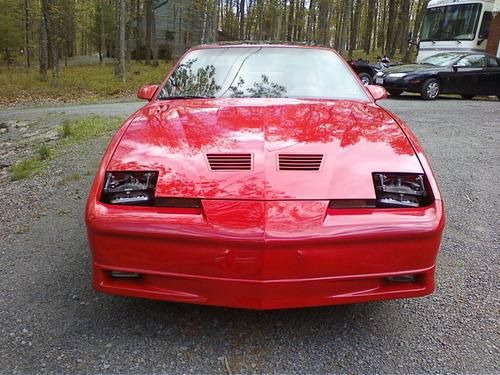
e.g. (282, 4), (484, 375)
(159, 95), (215, 100)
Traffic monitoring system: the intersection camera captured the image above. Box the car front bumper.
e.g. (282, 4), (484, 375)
(377, 76), (424, 93)
(86, 200), (445, 309)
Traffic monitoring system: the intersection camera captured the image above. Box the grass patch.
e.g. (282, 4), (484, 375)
(58, 173), (81, 186)
(59, 116), (121, 144)
(0, 62), (171, 106)
(61, 120), (72, 138)
(10, 158), (45, 181)
(37, 144), (52, 160)
(10, 116), (120, 181)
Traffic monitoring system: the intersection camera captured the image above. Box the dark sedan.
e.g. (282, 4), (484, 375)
(374, 52), (500, 100)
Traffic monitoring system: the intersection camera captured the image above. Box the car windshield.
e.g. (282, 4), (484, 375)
(421, 53), (463, 66)
(158, 47), (368, 101)
(421, 3), (482, 41)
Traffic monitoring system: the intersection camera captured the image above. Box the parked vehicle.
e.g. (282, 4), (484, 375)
(374, 51), (500, 100)
(417, 0), (500, 61)
(349, 57), (391, 85)
(85, 44), (445, 310)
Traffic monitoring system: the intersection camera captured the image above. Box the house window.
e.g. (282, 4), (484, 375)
(165, 31), (174, 41)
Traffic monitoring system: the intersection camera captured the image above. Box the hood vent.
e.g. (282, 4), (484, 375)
(279, 154), (324, 171)
(206, 153), (252, 171)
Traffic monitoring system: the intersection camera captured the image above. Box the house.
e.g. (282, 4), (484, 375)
(153, 0), (205, 58)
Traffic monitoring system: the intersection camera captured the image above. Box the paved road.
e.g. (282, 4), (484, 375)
(0, 97), (498, 374)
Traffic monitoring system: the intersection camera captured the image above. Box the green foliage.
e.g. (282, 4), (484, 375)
(10, 158), (44, 181)
(37, 144), (52, 160)
(58, 116), (121, 144)
(0, 62), (171, 105)
(0, 0), (24, 66)
(10, 117), (120, 181)
(58, 173), (81, 186)
(60, 120), (72, 138)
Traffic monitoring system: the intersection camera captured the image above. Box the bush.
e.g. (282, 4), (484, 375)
(61, 120), (72, 138)
(10, 158), (44, 181)
(37, 144), (52, 160)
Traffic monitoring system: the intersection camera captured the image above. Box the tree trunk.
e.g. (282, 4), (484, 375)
(385, 0), (398, 56)
(414, 0), (429, 39)
(24, 0), (30, 69)
(349, 0), (361, 57)
(145, 0), (152, 65)
(372, 0), (379, 52)
(400, 0), (411, 61)
(317, 0), (330, 46)
(135, 0), (141, 62)
(287, 0), (295, 41)
(338, 0), (352, 56)
(271, 0), (279, 40)
(99, 0), (105, 64)
(378, 0), (387, 50)
(119, 0), (127, 82)
(239, 0), (245, 39)
(257, 0), (264, 40)
(280, 0), (287, 40)
(214, 0), (220, 42)
(151, 7), (158, 66)
(41, 0), (59, 84)
(295, 0), (305, 40)
(364, 0), (375, 54)
(306, 0), (315, 42)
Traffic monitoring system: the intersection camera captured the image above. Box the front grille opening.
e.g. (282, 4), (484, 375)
(206, 153), (252, 171)
(154, 197), (201, 208)
(278, 154), (323, 171)
(109, 271), (142, 279)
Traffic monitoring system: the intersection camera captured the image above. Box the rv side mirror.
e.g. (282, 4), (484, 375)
(452, 63), (465, 72)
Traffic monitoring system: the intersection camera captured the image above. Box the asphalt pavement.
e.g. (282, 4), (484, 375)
(0, 97), (498, 374)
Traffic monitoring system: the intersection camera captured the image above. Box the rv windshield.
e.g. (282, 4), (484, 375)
(421, 3), (482, 41)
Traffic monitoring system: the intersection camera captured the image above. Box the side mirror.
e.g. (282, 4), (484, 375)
(366, 85), (387, 101)
(137, 84), (159, 101)
(452, 63), (465, 72)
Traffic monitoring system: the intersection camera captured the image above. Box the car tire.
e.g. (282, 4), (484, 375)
(388, 89), (403, 97)
(358, 73), (372, 86)
(461, 94), (474, 100)
(421, 78), (440, 100)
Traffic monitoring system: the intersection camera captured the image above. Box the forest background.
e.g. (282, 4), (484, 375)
(0, 0), (429, 105)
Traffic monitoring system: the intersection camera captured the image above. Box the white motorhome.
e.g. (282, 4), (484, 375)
(417, 0), (500, 61)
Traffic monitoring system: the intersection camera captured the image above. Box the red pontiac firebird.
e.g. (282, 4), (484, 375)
(85, 44), (445, 310)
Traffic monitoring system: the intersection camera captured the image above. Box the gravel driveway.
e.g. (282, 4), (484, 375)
(0, 97), (498, 374)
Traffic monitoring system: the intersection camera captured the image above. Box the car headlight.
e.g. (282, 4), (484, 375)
(373, 173), (431, 208)
(388, 73), (407, 78)
(100, 171), (158, 205)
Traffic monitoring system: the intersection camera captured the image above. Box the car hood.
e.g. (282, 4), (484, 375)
(384, 63), (448, 74)
(108, 98), (423, 200)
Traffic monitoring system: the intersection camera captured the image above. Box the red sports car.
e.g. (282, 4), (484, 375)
(85, 44), (445, 310)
